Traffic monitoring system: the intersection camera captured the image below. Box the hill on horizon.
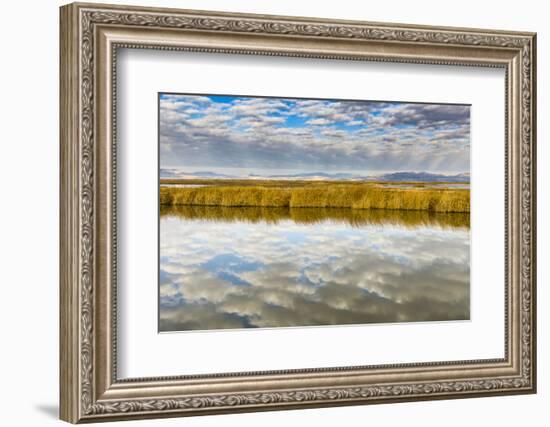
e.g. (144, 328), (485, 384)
(160, 168), (470, 183)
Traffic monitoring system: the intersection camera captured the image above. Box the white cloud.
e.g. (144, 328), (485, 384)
(306, 118), (331, 126)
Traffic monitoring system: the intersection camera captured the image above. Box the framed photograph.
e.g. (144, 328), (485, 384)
(60, 2), (537, 423)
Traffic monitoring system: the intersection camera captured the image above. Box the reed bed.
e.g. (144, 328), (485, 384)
(160, 183), (470, 213)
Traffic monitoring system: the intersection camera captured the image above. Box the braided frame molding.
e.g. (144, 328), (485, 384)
(74, 6), (535, 419)
(87, 377), (530, 416)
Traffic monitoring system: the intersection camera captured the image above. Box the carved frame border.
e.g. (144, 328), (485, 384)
(60, 2), (536, 423)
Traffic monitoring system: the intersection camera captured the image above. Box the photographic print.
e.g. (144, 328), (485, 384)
(158, 93), (471, 332)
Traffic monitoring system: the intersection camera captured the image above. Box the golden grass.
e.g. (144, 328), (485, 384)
(160, 182), (470, 213)
(161, 205), (470, 229)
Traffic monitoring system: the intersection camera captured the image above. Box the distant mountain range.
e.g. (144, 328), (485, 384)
(161, 168), (470, 183)
(249, 172), (360, 180)
(161, 169), (234, 179)
(376, 171), (470, 182)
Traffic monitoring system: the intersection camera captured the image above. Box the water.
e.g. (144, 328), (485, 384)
(159, 206), (470, 332)
(376, 183), (470, 190)
(160, 184), (207, 188)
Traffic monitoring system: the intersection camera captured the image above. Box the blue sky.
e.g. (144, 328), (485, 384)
(159, 93), (470, 175)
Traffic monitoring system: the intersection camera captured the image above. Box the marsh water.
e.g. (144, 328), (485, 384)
(159, 205), (470, 332)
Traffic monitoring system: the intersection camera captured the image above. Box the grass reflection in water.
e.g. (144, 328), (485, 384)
(160, 204), (470, 229)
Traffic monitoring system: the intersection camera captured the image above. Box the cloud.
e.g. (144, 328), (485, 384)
(159, 94), (470, 174)
(306, 118), (332, 126)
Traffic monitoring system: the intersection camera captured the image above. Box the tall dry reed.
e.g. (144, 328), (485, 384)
(160, 183), (470, 213)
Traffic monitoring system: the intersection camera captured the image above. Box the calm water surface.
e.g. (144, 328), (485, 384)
(159, 206), (470, 332)
(376, 183), (470, 190)
(160, 184), (207, 188)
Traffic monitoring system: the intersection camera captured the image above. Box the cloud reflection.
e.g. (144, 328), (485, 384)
(159, 206), (470, 332)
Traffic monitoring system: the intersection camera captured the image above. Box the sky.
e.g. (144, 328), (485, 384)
(159, 93), (470, 176)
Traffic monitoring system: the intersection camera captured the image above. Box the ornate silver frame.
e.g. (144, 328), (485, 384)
(60, 2), (537, 423)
